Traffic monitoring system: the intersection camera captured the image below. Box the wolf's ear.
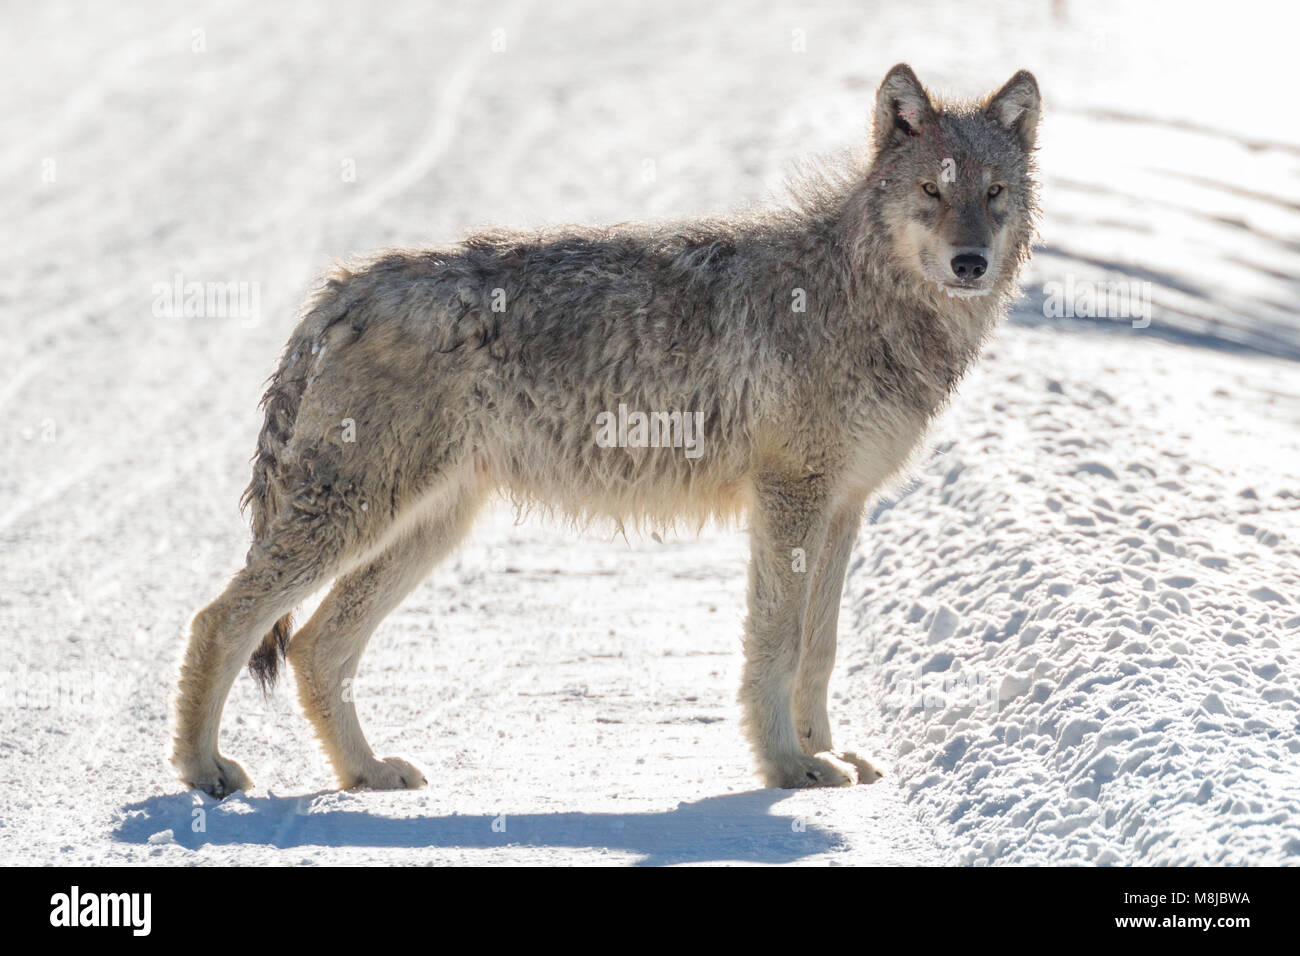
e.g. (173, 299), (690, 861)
(985, 70), (1040, 152)
(873, 64), (936, 152)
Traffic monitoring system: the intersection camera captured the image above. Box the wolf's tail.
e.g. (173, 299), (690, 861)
(240, 281), (354, 691)
(240, 330), (310, 691)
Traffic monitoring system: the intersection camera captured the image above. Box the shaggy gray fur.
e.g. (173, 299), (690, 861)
(173, 64), (1041, 795)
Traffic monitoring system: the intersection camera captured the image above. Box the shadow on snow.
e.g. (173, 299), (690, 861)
(113, 788), (844, 866)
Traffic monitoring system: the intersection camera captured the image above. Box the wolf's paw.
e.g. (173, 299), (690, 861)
(350, 756), (427, 791)
(763, 751), (858, 789)
(827, 750), (885, 785)
(176, 752), (253, 799)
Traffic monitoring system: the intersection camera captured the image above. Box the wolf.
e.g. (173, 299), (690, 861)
(172, 64), (1041, 796)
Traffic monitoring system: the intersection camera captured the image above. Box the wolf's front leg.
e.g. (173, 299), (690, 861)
(792, 501), (883, 784)
(740, 474), (857, 788)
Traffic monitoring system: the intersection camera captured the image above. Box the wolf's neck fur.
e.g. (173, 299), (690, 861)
(763, 159), (1024, 418)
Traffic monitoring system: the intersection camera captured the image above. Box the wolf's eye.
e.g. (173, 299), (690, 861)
(922, 182), (940, 198)
(987, 184), (1004, 198)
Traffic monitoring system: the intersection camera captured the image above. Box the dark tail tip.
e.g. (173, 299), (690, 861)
(248, 614), (294, 693)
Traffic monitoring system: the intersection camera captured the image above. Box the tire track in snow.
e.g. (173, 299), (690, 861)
(334, 0), (534, 224)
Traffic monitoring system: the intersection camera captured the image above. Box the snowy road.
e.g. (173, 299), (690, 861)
(2, 0), (1297, 865)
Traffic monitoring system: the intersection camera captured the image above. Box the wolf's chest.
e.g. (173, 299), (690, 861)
(842, 406), (931, 497)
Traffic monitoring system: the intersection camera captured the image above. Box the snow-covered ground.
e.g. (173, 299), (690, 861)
(2, 0), (1296, 865)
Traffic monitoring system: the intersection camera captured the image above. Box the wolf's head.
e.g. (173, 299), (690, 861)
(868, 64), (1040, 299)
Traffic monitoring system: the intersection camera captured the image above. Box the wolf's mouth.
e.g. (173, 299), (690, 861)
(939, 282), (992, 298)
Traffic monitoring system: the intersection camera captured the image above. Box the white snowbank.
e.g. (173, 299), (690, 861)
(842, 320), (1300, 864)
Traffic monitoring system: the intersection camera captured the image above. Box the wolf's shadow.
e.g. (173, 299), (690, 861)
(113, 788), (842, 866)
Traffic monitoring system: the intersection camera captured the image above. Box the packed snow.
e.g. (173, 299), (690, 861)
(849, 327), (1300, 864)
(1, 0), (1296, 865)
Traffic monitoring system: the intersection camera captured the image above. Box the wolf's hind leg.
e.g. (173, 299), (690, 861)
(172, 533), (345, 797)
(289, 483), (484, 790)
(793, 500), (882, 784)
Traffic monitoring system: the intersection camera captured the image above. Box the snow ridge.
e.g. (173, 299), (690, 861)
(844, 323), (1300, 865)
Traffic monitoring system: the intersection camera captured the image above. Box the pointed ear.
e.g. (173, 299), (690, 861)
(985, 70), (1041, 152)
(873, 64), (936, 152)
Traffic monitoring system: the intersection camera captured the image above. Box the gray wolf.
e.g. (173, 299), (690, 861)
(171, 64), (1041, 796)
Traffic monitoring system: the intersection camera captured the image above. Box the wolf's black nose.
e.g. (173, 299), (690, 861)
(950, 254), (987, 279)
